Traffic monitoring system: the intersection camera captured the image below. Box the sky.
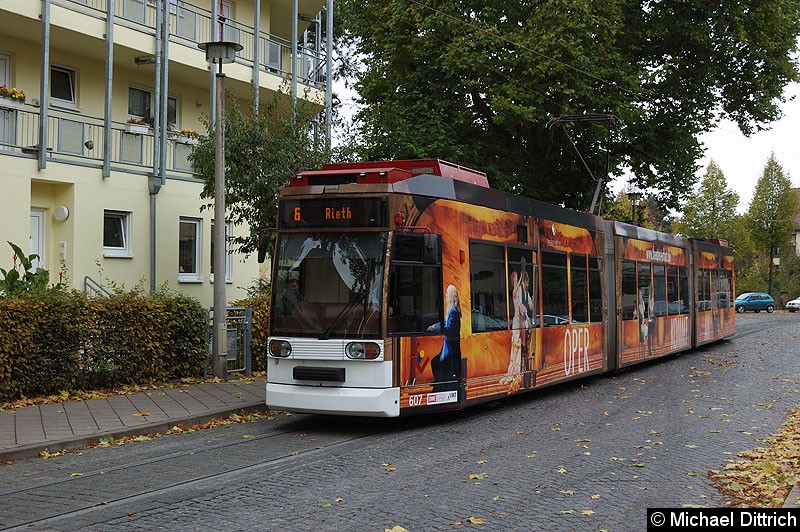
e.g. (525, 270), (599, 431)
(696, 82), (800, 214)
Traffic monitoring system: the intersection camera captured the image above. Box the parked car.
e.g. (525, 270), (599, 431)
(734, 292), (775, 314)
(786, 297), (800, 313)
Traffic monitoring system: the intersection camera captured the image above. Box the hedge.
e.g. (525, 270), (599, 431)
(0, 289), (207, 400)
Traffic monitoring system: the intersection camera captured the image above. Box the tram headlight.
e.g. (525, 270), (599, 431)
(269, 340), (292, 358)
(346, 342), (381, 360)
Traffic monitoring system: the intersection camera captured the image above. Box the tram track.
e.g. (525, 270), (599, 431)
(1, 416), (381, 531)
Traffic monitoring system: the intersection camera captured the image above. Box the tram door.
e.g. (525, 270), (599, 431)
(388, 233), (465, 407)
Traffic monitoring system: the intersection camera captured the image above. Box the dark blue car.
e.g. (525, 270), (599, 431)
(734, 292), (775, 314)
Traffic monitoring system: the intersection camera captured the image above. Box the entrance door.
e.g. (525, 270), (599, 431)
(30, 209), (45, 270)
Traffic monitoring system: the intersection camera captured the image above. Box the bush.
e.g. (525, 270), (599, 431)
(0, 289), (207, 400)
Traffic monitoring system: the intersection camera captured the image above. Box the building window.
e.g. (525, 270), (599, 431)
(128, 86), (177, 127)
(51, 66), (76, 106)
(210, 222), (232, 283)
(179, 218), (201, 282)
(103, 211), (131, 257)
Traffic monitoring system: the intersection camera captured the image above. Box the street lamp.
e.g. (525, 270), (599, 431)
(199, 40), (242, 379)
(627, 191), (643, 224)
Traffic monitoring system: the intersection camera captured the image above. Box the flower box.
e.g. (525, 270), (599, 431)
(177, 135), (199, 146)
(126, 123), (149, 135)
(0, 97), (24, 111)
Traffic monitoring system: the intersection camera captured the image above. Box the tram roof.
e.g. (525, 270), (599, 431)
(292, 159), (490, 188)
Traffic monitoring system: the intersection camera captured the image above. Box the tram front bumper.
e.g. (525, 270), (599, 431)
(266, 383), (401, 417)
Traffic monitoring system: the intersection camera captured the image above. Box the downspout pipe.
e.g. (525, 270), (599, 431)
(153, 0), (163, 179)
(291, 0), (298, 111)
(160, 0), (169, 186)
(253, 0), (260, 114)
(210, 0), (219, 126)
(39, 0), (51, 170)
(103, 0), (114, 178)
(325, 0), (333, 143)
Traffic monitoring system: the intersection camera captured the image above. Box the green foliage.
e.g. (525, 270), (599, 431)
(0, 241), (52, 296)
(337, 0), (800, 212)
(0, 290), (206, 400)
(745, 154), (799, 294)
(190, 91), (330, 258)
(673, 161), (740, 241)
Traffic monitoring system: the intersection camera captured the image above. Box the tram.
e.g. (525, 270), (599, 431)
(262, 159), (734, 417)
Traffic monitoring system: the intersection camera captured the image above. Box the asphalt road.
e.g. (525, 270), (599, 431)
(1, 313), (798, 531)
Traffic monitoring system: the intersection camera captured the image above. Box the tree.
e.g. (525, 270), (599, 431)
(673, 161), (740, 241)
(337, 0), (800, 211)
(745, 154), (799, 296)
(190, 93), (330, 258)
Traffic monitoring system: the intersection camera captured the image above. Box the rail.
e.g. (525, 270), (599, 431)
(84, 276), (112, 298)
(0, 105), (198, 176)
(54, 0), (327, 89)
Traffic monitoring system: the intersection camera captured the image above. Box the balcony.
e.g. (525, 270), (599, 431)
(1, 103), (198, 176)
(54, 0), (327, 89)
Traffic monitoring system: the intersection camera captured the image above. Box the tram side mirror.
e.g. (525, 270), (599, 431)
(257, 234), (270, 264)
(423, 234), (440, 265)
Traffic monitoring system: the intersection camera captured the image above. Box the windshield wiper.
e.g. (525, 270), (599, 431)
(319, 291), (367, 340)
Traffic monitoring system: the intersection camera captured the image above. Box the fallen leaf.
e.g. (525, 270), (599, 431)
(70, 472), (83, 477)
(319, 502), (332, 508)
(580, 510), (595, 516)
(243, 434), (256, 439)
(466, 517), (485, 524)
(590, 494), (600, 500)
(468, 473), (487, 480)
(557, 467), (567, 474)
(385, 527), (409, 532)
(132, 412), (150, 417)
(560, 490), (575, 495)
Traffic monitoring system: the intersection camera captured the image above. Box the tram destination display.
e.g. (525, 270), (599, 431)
(279, 197), (388, 228)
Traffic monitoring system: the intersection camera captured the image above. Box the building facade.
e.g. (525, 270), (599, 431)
(1, 0), (330, 306)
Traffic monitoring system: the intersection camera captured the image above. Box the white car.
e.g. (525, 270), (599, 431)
(787, 297), (800, 313)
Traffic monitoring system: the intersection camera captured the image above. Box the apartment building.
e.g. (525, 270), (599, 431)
(0, 0), (330, 306)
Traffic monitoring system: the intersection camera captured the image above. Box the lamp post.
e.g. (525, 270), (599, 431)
(199, 40), (242, 379)
(627, 191), (643, 224)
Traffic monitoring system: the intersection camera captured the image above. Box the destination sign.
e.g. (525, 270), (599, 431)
(279, 198), (388, 229)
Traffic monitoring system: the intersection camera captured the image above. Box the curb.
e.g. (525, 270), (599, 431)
(0, 403), (268, 463)
(783, 484), (800, 508)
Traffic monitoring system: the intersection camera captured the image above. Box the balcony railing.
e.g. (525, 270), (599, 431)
(55, 0), (327, 89)
(0, 104), (198, 176)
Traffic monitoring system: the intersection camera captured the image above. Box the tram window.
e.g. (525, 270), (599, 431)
(507, 246), (536, 329)
(667, 265), (679, 315)
(389, 265), (441, 334)
(393, 233), (440, 265)
(716, 269), (730, 309)
(638, 262), (652, 318)
(698, 270), (710, 311)
(389, 234), (442, 335)
(588, 256), (602, 323)
(621, 260), (637, 320)
(652, 264), (667, 317)
(678, 267), (689, 314)
(725, 270), (734, 308)
(570, 253), (589, 323)
(541, 251), (568, 324)
(470, 241), (508, 332)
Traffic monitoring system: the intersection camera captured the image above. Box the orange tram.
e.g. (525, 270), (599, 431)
(263, 159), (735, 417)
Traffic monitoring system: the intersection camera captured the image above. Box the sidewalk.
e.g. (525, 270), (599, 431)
(0, 376), (266, 462)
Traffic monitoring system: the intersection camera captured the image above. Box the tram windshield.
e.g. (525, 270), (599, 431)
(271, 232), (387, 339)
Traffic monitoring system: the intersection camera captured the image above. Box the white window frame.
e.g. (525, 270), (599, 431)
(179, 217), (202, 283)
(127, 84), (179, 128)
(50, 65), (77, 108)
(103, 210), (132, 258)
(210, 222), (232, 283)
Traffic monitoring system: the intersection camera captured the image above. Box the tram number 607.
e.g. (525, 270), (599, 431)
(408, 394), (424, 407)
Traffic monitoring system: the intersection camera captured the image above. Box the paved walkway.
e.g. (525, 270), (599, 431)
(0, 377), (266, 462)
